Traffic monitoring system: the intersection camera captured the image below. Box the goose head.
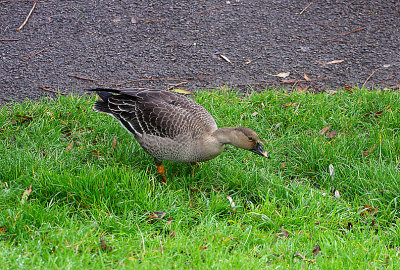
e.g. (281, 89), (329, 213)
(214, 127), (270, 158)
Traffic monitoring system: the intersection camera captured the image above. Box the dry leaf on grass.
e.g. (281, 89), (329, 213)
(294, 252), (305, 260)
(327, 90), (338, 95)
(21, 184), (32, 205)
(362, 145), (376, 157)
(304, 73), (312, 81)
(111, 137), (117, 151)
(100, 235), (112, 252)
(146, 211), (166, 221)
(296, 85), (309, 93)
(326, 130), (338, 138)
(13, 115), (33, 124)
(334, 190), (341, 198)
(318, 126), (331, 135)
(278, 227), (289, 238)
(312, 244), (321, 255)
(282, 102), (297, 107)
(66, 140), (74, 150)
(226, 196), (236, 212)
(361, 204), (378, 216)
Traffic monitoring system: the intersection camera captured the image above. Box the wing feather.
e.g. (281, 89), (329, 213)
(89, 88), (217, 139)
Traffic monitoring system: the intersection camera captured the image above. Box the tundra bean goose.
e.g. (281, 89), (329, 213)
(88, 88), (269, 182)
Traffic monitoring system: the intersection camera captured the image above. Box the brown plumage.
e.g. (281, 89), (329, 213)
(88, 88), (269, 182)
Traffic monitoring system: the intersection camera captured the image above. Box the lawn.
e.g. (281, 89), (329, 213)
(0, 88), (399, 269)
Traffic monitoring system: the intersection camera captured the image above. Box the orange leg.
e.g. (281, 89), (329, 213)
(156, 164), (168, 184)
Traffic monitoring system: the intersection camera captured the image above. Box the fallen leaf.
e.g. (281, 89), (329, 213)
(172, 88), (192, 95)
(280, 162), (287, 169)
(166, 217), (172, 227)
(274, 122), (282, 129)
(226, 196), (236, 212)
(100, 235), (112, 252)
(294, 252), (305, 259)
(169, 231), (176, 238)
(131, 17), (137, 23)
(326, 130), (338, 138)
(266, 72), (290, 78)
(146, 211), (166, 221)
(318, 126), (331, 135)
(362, 145), (376, 157)
(215, 53), (232, 64)
(244, 59), (252, 64)
(221, 237), (234, 244)
(281, 79), (298, 83)
(278, 227), (289, 239)
(361, 204), (378, 216)
(14, 115), (33, 124)
(66, 140), (74, 150)
(344, 85), (354, 93)
(312, 244), (321, 255)
(304, 73), (312, 81)
(296, 85), (309, 93)
(327, 90), (338, 95)
(112, 18), (121, 22)
(334, 190), (341, 198)
(111, 137), (117, 151)
(282, 102), (297, 107)
(251, 112), (259, 117)
(21, 184), (32, 205)
(329, 164), (335, 178)
(320, 59), (345, 66)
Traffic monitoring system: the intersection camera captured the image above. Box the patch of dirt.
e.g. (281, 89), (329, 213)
(1, 0), (399, 105)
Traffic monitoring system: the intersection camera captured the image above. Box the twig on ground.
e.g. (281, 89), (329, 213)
(68, 74), (98, 82)
(299, 2), (313, 15)
(326, 26), (367, 41)
(362, 68), (380, 89)
(322, 19), (337, 31)
(22, 49), (45, 61)
(199, 69), (215, 76)
(0, 38), (19, 41)
(38, 86), (68, 96)
(17, 1), (37, 32)
(166, 81), (188, 90)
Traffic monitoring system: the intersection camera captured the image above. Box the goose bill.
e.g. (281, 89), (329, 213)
(251, 142), (270, 158)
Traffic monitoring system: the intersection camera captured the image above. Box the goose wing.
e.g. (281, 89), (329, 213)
(88, 88), (217, 139)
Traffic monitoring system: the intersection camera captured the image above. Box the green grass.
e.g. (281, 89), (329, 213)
(1, 88), (399, 269)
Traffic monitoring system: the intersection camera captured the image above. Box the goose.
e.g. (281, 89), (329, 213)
(88, 88), (269, 182)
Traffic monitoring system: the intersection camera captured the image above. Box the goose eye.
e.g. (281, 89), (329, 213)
(248, 136), (253, 141)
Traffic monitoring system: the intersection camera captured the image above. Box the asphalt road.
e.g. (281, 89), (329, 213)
(1, 0), (399, 105)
